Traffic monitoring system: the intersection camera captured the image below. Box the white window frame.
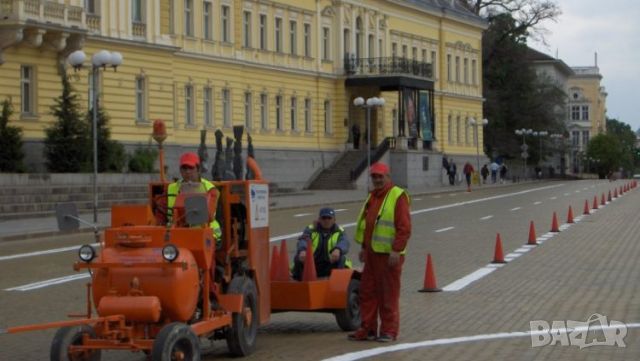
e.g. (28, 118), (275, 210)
(447, 54), (452, 81)
(260, 93), (268, 130)
(85, 0), (99, 15)
(259, 14), (267, 50)
(132, 0), (144, 23)
(464, 58), (469, 84)
(275, 95), (283, 130)
(20, 65), (35, 115)
(221, 5), (230, 43)
(289, 20), (297, 55)
(290, 96), (297, 130)
(571, 105), (580, 121)
(244, 91), (252, 129)
(304, 98), (312, 132)
(581, 105), (589, 121)
(243, 11), (251, 48)
(222, 88), (231, 127)
(275, 17), (282, 52)
(472, 59), (477, 85)
(203, 86), (213, 126)
(184, 0), (193, 36)
(447, 115), (453, 144)
(455, 56), (460, 82)
(323, 100), (332, 134)
(303, 23), (311, 57)
(322, 27), (330, 60)
(135, 76), (146, 122)
(203, 1), (212, 40)
(368, 34), (375, 58)
(456, 116), (462, 144)
(184, 84), (194, 126)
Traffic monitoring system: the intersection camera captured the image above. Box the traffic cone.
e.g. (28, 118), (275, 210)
(550, 212), (560, 232)
(607, 190), (612, 202)
(274, 239), (290, 281)
(301, 239), (317, 282)
(528, 221), (537, 245)
(592, 196), (599, 210)
(567, 206), (574, 224)
(583, 199), (590, 215)
(270, 245), (279, 281)
(419, 254), (442, 292)
(492, 233), (507, 264)
(614, 188), (618, 198)
(601, 193), (606, 206)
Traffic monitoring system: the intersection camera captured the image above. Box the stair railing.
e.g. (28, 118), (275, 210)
(350, 137), (394, 181)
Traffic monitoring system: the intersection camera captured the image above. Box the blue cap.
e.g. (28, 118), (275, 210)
(319, 207), (335, 218)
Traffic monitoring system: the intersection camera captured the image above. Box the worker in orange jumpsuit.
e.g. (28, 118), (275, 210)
(348, 162), (411, 342)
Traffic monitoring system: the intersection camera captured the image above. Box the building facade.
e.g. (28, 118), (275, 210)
(0, 0), (486, 189)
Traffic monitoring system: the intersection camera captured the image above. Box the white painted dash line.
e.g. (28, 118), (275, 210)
(449, 193), (457, 197)
(513, 247), (530, 253)
(442, 267), (496, 291)
(435, 226), (455, 233)
(0, 243), (100, 262)
(293, 213), (312, 218)
(575, 190), (581, 193)
(432, 195), (441, 199)
(510, 207), (521, 211)
(480, 215), (494, 220)
(533, 201), (542, 205)
(5, 273), (90, 291)
(413, 198), (423, 201)
(564, 193), (571, 196)
(334, 209), (348, 212)
(504, 252), (523, 259)
(486, 263), (506, 268)
(550, 197), (558, 200)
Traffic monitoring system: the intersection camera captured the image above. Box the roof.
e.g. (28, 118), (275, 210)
(527, 47), (574, 77)
(399, 0), (488, 28)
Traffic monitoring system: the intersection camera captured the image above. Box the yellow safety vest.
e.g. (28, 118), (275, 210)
(354, 186), (409, 254)
(167, 178), (221, 239)
(308, 224), (352, 268)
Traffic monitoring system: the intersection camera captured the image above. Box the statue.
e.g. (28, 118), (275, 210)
(246, 133), (255, 180)
(197, 129), (209, 175)
(211, 129), (224, 181)
(233, 126), (244, 180)
(223, 137), (235, 180)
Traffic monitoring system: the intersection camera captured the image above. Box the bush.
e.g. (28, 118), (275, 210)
(128, 143), (158, 173)
(0, 98), (25, 172)
(87, 107), (127, 172)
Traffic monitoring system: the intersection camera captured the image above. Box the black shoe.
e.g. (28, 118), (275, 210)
(348, 329), (377, 341)
(377, 334), (396, 342)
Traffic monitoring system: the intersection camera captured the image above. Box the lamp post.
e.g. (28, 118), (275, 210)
(353, 96), (385, 191)
(468, 117), (489, 182)
(515, 128), (533, 179)
(68, 49), (123, 224)
(550, 133), (564, 176)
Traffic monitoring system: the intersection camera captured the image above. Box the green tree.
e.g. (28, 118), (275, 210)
(586, 134), (624, 178)
(0, 98), (25, 172)
(86, 107), (127, 172)
(604, 117), (637, 174)
(44, 74), (90, 172)
(128, 143), (158, 173)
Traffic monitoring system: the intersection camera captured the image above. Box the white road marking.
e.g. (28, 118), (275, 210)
(510, 207), (521, 211)
(432, 195), (441, 199)
(575, 190), (581, 193)
(550, 196), (557, 200)
(435, 226), (455, 233)
(442, 267), (496, 291)
(322, 323), (640, 361)
(413, 198), (423, 201)
(449, 193), (457, 197)
(5, 273), (90, 292)
(486, 263), (505, 268)
(563, 193), (570, 196)
(334, 209), (348, 212)
(293, 213), (312, 218)
(0, 243), (100, 262)
(480, 215), (493, 220)
(513, 247), (530, 253)
(533, 201), (542, 205)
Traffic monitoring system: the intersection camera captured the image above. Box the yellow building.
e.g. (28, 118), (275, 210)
(0, 0), (486, 189)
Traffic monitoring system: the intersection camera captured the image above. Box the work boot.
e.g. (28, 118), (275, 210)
(377, 334), (396, 342)
(347, 329), (377, 341)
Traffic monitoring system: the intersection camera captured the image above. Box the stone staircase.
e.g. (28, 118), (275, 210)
(307, 150), (365, 190)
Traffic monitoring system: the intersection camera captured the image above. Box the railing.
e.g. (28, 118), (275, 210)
(344, 56), (433, 79)
(43, 0), (64, 19)
(87, 13), (100, 32)
(0, 0), (14, 16)
(350, 137), (394, 181)
(0, 1), (85, 28)
(132, 21), (146, 38)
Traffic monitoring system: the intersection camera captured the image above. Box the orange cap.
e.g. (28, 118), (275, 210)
(370, 162), (390, 176)
(180, 152), (200, 167)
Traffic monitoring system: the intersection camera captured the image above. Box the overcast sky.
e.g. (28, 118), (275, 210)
(529, 0), (640, 132)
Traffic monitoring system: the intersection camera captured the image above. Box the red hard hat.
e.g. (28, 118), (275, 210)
(370, 162), (390, 176)
(180, 152), (200, 167)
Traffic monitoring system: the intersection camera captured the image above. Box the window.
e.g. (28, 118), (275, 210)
(402, 45), (407, 58)
(221, 5), (230, 42)
(392, 42), (397, 57)
(260, 93), (268, 130)
(472, 59), (477, 85)
(412, 47), (417, 60)
(343, 29), (350, 55)
(464, 120), (469, 144)
(571, 106), (580, 120)
(244, 92), (252, 128)
(203, 1), (212, 40)
(582, 131), (589, 147)
(168, 0), (174, 33)
(135, 76), (146, 122)
(222, 88), (230, 127)
(243, 11), (251, 47)
(259, 14), (267, 50)
(422, 49), (427, 62)
(368, 35), (374, 58)
(322, 27), (330, 60)
(431, 50), (437, 75)
(304, 23), (311, 57)
(184, 0), (193, 36)
(275, 95), (283, 130)
(20, 66), (35, 115)
(85, 0), (98, 14)
(275, 17), (282, 52)
(323, 100), (331, 134)
(581, 106), (589, 120)
(464, 58), (469, 84)
(184, 85), (194, 125)
(290, 97), (297, 130)
(378, 38), (383, 57)
(304, 98), (311, 132)
(572, 131), (580, 147)
(289, 20), (297, 55)
(456, 116), (461, 144)
(132, 0), (143, 22)
(447, 115), (453, 144)
(455, 56), (460, 82)
(447, 54), (451, 81)
(203, 86), (212, 126)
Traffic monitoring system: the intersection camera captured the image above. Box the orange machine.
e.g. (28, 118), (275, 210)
(4, 177), (271, 361)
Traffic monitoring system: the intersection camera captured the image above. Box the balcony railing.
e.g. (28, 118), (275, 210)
(0, 0), (86, 28)
(344, 56), (433, 80)
(87, 13), (100, 33)
(132, 21), (146, 38)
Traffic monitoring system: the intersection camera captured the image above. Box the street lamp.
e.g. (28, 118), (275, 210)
(468, 117), (489, 183)
(353, 96), (385, 190)
(68, 49), (123, 224)
(531, 130), (548, 178)
(515, 128), (533, 179)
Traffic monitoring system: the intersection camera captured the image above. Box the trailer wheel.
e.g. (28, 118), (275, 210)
(151, 322), (201, 361)
(50, 325), (101, 361)
(226, 276), (258, 356)
(335, 279), (361, 331)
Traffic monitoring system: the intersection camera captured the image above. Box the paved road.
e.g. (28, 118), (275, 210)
(1, 179), (638, 360)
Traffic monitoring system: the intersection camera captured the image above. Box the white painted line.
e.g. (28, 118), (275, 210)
(583, 187), (589, 190)
(435, 226), (455, 233)
(432, 195), (441, 199)
(413, 198), (423, 201)
(322, 323), (640, 361)
(486, 263), (506, 268)
(513, 247), (530, 253)
(293, 213), (312, 218)
(559, 224), (571, 231)
(522, 245), (537, 248)
(533, 201), (542, 205)
(442, 267), (496, 291)
(563, 193), (570, 196)
(504, 252), (523, 259)
(5, 273), (90, 292)
(510, 207), (521, 211)
(480, 215), (493, 220)
(575, 190), (581, 193)
(550, 196), (558, 200)
(334, 209), (348, 212)
(0, 243), (100, 262)
(449, 193), (457, 197)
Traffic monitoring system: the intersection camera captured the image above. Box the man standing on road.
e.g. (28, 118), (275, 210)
(463, 161), (474, 192)
(349, 162), (411, 342)
(291, 207), (351, 280)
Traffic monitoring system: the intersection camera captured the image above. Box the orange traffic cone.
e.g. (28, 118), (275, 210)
(567, 206), (574, 224)
(528, 221), (537, 245)
(492, 233), (507, 264)
(270, 245), (279, 281)
(601, 193), (606, 206)
(583, 199), (590, 215)
(419, 254), (442, 292)
(607, 190), (612, 202)
(550, 212), (560, 232)
(274, 239), (290, 281)
(593, 196), (599, 210)
(301, 239), (317, 282)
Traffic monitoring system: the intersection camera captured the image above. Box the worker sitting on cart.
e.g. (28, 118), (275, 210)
(292, 207), (351, 280)
(167, 152), (222, 243)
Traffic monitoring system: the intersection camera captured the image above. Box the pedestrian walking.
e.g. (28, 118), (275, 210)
(500, 164), (508, 183)
(463, 162), (474, 192)
(480, 164), (489, 184)
(490, 161), (499, 184)
(348, 162), (411, 342)
(448, 159), (457, 186)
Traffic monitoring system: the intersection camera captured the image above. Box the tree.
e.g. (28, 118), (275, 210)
(586, 134), (624, 178)
(0, 98), (25, 172)
(86, 107), (127, 172)
(44, 74), (91, 172)
(604, 117), (636, 173)
(128, 142), (158, 173)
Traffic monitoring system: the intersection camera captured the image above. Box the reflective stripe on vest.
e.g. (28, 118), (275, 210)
(308, 224), (352, 268)
(167, 178), (218, 231)
(354, 186), (409, 254)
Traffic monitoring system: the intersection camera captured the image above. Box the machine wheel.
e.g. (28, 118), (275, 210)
(151, 322), (201, 361)
(50, 325), (101, 361)
(335, 279), (361, 331)
(225, 276), (259, 357)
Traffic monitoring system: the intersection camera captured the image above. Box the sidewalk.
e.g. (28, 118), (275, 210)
(0, 180), (524, 242)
